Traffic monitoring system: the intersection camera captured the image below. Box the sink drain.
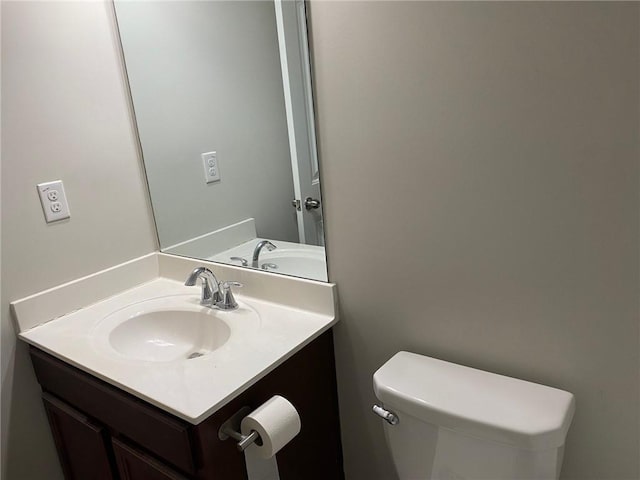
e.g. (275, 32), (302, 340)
(187, 352), (205, 359)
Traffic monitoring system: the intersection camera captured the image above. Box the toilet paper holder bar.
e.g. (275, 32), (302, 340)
(218, 406), (262, 452)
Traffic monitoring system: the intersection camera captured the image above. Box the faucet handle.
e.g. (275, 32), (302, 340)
(217, 281), (243, 310)
(230, 257), (248, 267)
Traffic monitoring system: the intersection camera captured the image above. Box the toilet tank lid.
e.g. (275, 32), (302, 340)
(373, 352), (575, 451)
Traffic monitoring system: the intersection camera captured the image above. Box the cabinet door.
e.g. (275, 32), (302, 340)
(113, 438), (190, 480)
(42, 393), (115, 480)
(31, 347), (196, 474)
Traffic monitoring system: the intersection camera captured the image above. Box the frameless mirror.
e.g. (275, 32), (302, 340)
(114, 0), (327, 281)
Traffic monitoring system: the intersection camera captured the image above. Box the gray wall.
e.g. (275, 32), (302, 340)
(116, 1), (298, 248)
(308, 2), (639, 479)
(1, 2), (158, 478)
(1, 2), (639, 480)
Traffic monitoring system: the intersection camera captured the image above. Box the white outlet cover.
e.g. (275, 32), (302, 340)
(201, 151), (221, 183)
(37, 180), (70, 223)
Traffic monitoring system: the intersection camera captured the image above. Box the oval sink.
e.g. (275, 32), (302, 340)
(92, 295), (260, 363)
(260, 250), (327, 281)
(109, 309), (231, 362)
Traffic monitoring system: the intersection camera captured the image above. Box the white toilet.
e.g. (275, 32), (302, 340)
(373, 352), (575, 480)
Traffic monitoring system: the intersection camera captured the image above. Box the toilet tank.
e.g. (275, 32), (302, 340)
(373, 352), (575, 480)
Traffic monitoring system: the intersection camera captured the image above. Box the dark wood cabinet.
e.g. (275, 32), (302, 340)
(42, 393), (115, 480)
(31, 330), (344, 480)
(113, 438), (189, 480)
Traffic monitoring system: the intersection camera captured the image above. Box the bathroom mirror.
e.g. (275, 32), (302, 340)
(114, 0), (327, 281)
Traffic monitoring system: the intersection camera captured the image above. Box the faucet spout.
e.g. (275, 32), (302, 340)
(252, 240), (277, 268)
(185, 267), (221, 307)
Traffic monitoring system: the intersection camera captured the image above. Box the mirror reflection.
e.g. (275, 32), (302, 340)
(114, 0), (327, 281)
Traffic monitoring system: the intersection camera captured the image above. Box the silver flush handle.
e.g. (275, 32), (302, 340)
(373, 404), (399, 425)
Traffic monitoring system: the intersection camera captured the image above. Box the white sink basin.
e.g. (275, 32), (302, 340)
(93, 295), (259, 363)
(260, 250), (326, 279)
(209, 239), (328, 281)
(108, 309), (231, 362)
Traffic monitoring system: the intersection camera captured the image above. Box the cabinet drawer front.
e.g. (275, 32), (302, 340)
(114, 438), (190, 480)
(42, 393), (115, 480)
(31, 348), (196, 474)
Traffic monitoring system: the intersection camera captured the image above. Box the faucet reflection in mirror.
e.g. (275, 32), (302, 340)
(252, 240), (277, 268)
(114, 0), (327, 281)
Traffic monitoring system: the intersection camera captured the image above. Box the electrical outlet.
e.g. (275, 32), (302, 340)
(202, 151), (221, 183)
(37, 180), (70, 223)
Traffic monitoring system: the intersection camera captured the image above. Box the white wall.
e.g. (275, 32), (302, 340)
(309, 2), (639, 479)
(1, 2), (158, 478)
(116, 1), (299, 249)
(2, 2), (638, 480)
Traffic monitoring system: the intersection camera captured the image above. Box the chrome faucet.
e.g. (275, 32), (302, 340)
(184, 267), (241, 310)
(252, 240), (276, 268)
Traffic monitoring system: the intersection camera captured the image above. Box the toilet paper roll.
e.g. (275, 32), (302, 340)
(241, 395), (301, 459)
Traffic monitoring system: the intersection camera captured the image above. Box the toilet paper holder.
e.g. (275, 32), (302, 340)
(218, 406), (262, 452)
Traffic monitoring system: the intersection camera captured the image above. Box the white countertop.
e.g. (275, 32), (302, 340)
(14, 254), (338, 425)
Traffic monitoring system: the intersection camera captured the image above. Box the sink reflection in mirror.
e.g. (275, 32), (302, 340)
(114, 1), (328, 281)
(209, 237), (327, 281)
(92, 295), (261, 363)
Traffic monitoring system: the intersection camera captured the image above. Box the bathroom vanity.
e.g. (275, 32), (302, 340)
(29, 330), (341, 480)
(13, 253), (343, 480)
